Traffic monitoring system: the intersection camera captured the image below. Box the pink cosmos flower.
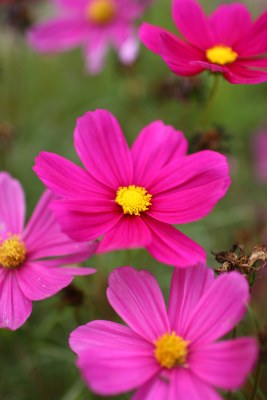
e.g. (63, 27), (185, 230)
(0, 172), (97, 330)
(33, 109), (231, 268)
(27, 0), (152, 74)
(69, 265), (258, 398)
(139, 0), (267, 84)
(253, 128), (267, 183)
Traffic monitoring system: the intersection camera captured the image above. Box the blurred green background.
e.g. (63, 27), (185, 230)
(0, 0), (267, 399)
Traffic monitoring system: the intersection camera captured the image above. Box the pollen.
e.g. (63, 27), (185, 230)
(115, 185), (152, 216)
(0, 234), (27, 269)
(206, 45), (238, 66)
(86, 0), (116, 25)
(154, 332), (189, 369)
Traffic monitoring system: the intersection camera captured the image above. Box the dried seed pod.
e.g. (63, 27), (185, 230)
(190, 125), (230, 154)
(212, 243), (267, 287)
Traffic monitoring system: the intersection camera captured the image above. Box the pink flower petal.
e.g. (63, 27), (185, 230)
(70, 319), (154, 355)
(172, 0), (213, 49)
(0, 271), (32, 330)
(70, 320), (159, 395)
(27, 18), (89, 53)
(159, 32), (205, 76)
(131, 121), (187, 187)
(226, 63), (267, 84)
(74, 110), (133, 188)
(0, 268), (6, 280)
(184, 272), (250, 344)
(168, 264), (214, 336)
(236, 10), (267, 57)
(107, 267), (170, 341)
(84, 34), (108, 74)
(148, 151), (230, 224)
(51, 198), (122, 241)
(238, 58), (267, 68)
(132, 374), (172, 400)
(53, 0), (88, 13)
(139, 23), (175, 54)
(190, 338), (258, 390)
(116, 0), (151, 19)
(139, 23), (204, 76)
(0, 172), (25, 235)
(58, 266), (96, 275)
(209, 3), (252, 46)
(23, 191), (98, 260)
(143, 216), (206, 267)
(148, 150), (230, 195)
(34, 152), (111, 199)
(173, 369), (223, 400)
(17, 262), (77, 301)
(110, 23), (139, 64)
(97, 216), (152, 253)
(149, 179), (230, 224)
(117, 35), (139, 65)
(190, 60), (227, 74)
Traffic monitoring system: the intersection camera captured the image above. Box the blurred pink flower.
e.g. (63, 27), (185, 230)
(69, 265), (258, 398)
(27, 0), (152, 73)
(34, 109), (231, 267)
(139, 0), (267, 84)
(0, 172), (97, 330)
(253, 128), (267, 183)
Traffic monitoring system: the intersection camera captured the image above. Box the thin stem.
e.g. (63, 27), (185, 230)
(247, 304), (261, 333)
(249, 376), (267, 400)
(232, 326), (238, 339)
(226, 390), (233, 400)
(199, 73), (220, 127)
(250, 363), (263, 400)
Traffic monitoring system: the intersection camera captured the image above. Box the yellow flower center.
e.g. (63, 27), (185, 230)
(115, 185), (152, 216)
(154, 332), (189, 369)
(86, 0), (116, 25)
(0, 235), (27, 270)
(206, 45), (238, 66)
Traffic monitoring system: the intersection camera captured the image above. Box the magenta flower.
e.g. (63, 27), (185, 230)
(139, 0), (267, 84)
(0, 172), (97, 330)
(69, 265), (258, 398)
(27, 0), (152, 74)
(34, 109), (231, 267)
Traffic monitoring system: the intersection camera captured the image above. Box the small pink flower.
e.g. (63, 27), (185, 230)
(34, 109), (231, 267)
(69, 265), (258, 398)
(253, 128), (267, 183)
(27, 0), (152, 73)
(139, 0), (267, 84)
(0, 172), (97, 330)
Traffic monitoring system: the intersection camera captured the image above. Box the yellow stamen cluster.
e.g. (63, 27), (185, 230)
(86, 0), (116, 25)
(115, 185), (152, 216)
(0, 235), (26, 269)
(206, 45), (238, 66)
(154, 332), (189, 369)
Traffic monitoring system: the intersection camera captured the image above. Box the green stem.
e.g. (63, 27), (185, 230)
(226, 390), (233, 400)
(247, 304), (261, 333)
(199, 73), (220, 127)
(250, 363), (263, 400)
